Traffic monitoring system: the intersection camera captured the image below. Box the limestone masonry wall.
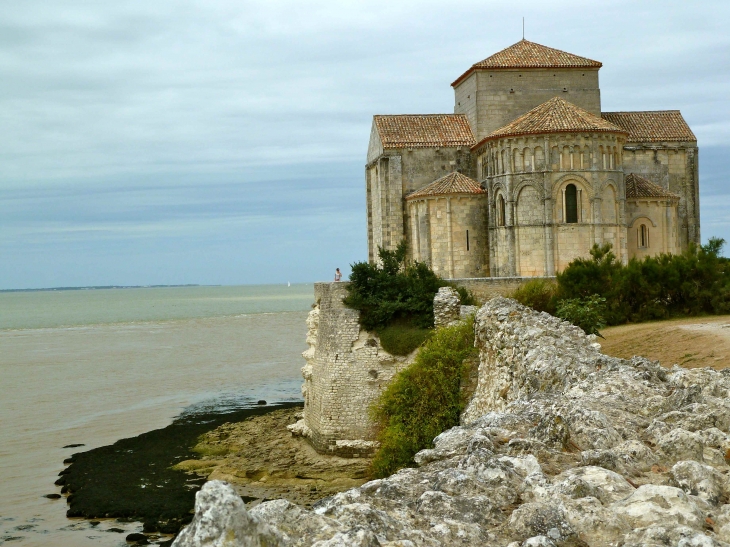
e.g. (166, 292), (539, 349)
(449, 276), (554, 303)
(290, 282), (416, 457)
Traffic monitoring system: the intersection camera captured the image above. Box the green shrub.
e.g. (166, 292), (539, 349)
(369, 318), (478, 478)
(556, 295), (607, 336)
(452, 285), (478, 306)
(556, 238), (730, 325)
(344, 242), (454, 331)
(377, 324), (432, 356)
(511, 278), (559, 314)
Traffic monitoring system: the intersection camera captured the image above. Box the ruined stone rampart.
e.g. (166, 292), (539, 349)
(449, 276), (554, 303)
(180, 298), (730, 547)
(289, 282), (416, 457)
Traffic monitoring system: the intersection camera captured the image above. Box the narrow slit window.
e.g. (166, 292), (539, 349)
(639, 224), (649, 248)
(466, 230), (470, 251)
(497, 195), (506, 226)
(565, 184), (578, 223)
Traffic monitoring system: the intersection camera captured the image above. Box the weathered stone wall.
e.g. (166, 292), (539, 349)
(626, 198), (680, 259)
(406, 194), (488, 278)
(454, 68), (601, 140)
(366, 147), (475, 263)
(622, 143), (700, 248)
(477, 131), (627, 275)
(448, 276), (554, 303)
(293, 282), (415, 457)
(366, 156), (404, 261)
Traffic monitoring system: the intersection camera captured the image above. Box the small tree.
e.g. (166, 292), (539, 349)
(556, 295), (607, 337)
(344, 241), (473, 332)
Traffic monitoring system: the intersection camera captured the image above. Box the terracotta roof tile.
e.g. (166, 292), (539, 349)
(475, 97), (625, 146)
(601, 111), (696, 143)
(374, 115), (475, 149)
(625, 173), (680, 200)
(452, 40), (601, 87)
(406, 171), (485, 200)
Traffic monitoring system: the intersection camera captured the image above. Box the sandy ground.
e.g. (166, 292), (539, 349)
(600, 315), (730, 370)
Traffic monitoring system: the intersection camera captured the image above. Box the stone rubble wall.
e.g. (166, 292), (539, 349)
(179, 297), (730, 547)
(288, 282), (416, 457)
(449, 276), (554, 303)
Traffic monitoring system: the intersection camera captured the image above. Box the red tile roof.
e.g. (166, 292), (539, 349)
(406, 171), (485, 200)
(625, 173), (680, 200)
(452, 40), (601, 87)
(474, 97), (625, 147)
(374, 114), (475, 149)
(601, 111), (696, 143)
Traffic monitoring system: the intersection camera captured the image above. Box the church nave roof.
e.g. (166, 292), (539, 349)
(601, 111), (696, 143)
(373, 114), (476, 149)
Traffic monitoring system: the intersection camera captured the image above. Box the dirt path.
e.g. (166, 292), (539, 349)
(600, 315), (730, 369)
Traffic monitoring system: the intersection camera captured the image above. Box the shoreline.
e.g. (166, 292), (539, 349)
(57, 401), (304, 541)
(174, 406), (371, 509)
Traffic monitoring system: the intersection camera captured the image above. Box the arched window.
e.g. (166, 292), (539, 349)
(564, 184), (578, 223)
(497, 194), (506, 226)
(639, 224), (649, 248)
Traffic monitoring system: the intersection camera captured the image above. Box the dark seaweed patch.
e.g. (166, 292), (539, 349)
(61, 401), (302, 534)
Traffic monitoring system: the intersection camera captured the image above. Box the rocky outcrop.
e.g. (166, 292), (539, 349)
(172, 480), (283, 547)
(433, 286), (461, 327)
(175, 298), (730, 546)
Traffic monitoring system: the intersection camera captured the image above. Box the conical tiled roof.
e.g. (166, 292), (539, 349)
(625, 173), (680, 200)
(476, 97), (625, 145)
(406, 172), (485, 200)
(452, 40), (601, 87)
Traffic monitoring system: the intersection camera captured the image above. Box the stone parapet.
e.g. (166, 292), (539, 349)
(449, 276), (555, 303)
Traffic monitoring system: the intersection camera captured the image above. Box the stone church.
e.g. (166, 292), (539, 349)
(366, 40), (699, 278)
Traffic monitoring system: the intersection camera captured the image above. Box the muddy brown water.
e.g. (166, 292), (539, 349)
(0, 285), (310, 546)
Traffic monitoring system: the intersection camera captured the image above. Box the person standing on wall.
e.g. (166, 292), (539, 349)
(334, 268), (342, 282)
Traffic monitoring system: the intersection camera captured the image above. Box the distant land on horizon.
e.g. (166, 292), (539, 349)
(0, 284), (206, 293)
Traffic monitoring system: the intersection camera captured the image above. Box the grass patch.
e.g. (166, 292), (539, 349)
(370, 318), (478, 478)
(377, 324), (432, 356)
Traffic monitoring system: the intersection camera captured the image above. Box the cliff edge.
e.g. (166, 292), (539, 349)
(174, 298), (730, 546)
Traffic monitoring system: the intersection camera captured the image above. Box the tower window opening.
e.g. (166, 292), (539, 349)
(466, 230), (470, 251)
(497, 195), (506, 227)
(639, 224), (649, 248)
(565, 184), (578, 223)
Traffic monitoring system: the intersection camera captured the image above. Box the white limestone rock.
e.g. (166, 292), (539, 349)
(433, 287), (460, 327)
(552, 466), (634, 505)
(612, 484), (704, 529)
(287, 419), (311, 438)
(671, 460), (727, 505)
(178, 298), (730, 546)
(172, 480), (283, 547)
(459, 305), (478, 320)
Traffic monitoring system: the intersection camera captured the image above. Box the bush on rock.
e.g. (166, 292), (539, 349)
(369, 317), (478, 477)
(344, 241), (474, 354)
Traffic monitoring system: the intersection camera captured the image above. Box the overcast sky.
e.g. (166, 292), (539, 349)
(0, 0), (728, 289)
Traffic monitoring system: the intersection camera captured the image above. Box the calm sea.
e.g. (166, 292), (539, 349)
(0, 284), (313, 546)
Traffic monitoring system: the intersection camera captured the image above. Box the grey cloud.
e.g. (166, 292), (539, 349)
(0, 0), (728, 287)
